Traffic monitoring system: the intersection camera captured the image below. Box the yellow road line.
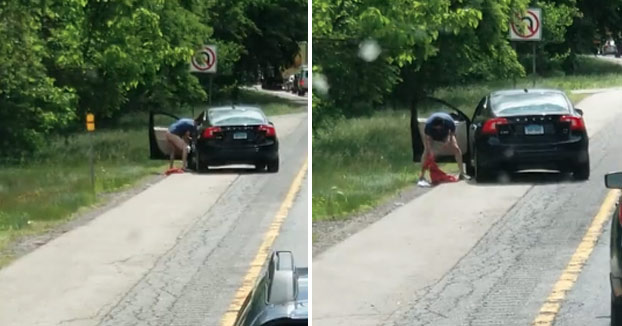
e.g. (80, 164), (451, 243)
(532, 189), (620, 325)
(220, 159), (308, 326)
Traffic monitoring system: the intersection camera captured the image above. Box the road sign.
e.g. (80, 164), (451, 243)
(509, 8), (542, 41)
(190, 45), (217, 73)
(86, 113), (95, 131)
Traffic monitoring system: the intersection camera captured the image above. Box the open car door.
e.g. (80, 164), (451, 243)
(415, 97), (471, 160)
(149, 111), (181, 160)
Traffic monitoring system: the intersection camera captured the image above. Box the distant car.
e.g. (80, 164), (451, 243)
(603, 41), (618, 56)
(297, 67), (308, 96)
(605, 172), (622, 326)
(234, 251), (308, 326)
(415, 89), (589, 182)
(149, 105), (279, 172)
(283, 75), (295, 92)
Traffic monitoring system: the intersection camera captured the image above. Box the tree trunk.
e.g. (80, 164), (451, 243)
(410, 94), (424, 162)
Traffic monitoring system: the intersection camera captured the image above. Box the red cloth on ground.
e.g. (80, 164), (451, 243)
(423, 155), (458, 185)
(165, 167), (185, 175)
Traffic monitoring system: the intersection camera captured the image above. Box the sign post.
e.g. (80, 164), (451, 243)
(509, 8), (542, 87)
(86, 113), (95, 196)
(190, 45), (218, 106)
(189, 45), (217, 172)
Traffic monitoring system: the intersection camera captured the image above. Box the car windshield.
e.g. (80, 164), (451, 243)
(491, 92), (570, 116)
(208, 108), (266, 126)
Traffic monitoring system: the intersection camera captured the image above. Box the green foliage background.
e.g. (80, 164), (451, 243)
(312, 0), (619, 126)
(0, 0), (307, 160)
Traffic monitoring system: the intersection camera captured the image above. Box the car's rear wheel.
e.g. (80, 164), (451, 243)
(573, 153), (590, 181)
(267, 158), (279, 173)
(255, 162), (266, 172)
(465, 153), (475, 177)
(192, 151), (206, 173)
(613, 292), (622, 326)
(474, 150), (492, 183)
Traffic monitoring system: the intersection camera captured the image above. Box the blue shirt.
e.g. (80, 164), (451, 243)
(169, 118), (195, 136)
(424, 112), (456, 141)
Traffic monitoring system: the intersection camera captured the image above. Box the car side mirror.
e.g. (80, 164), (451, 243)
(605, 172), (622, 189)
(269, 121), (274, 126)
(575, 108), (584, 116)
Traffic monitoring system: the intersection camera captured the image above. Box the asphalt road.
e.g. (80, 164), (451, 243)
(313, 90), (622, 326)
(244, 85), (308, 106)
(0, 99), (308, 325)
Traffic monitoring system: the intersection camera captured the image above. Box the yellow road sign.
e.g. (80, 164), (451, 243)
(86, 113), (95, 131)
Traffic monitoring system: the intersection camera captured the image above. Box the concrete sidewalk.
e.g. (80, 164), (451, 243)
(0, 173), (236, 326)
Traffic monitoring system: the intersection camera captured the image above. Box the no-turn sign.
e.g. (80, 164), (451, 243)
(190, 45), (217, 73)
(509, 8), (542, 41)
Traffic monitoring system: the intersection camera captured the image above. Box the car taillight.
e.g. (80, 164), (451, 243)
(482, 117), (509, 135)
(258, 124), (276, 137)
(202, 126), (222, 139)
(560, 115), (586, 131)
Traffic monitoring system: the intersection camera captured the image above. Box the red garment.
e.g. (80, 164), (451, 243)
(165, 167), (185, 175)
(422, 155), (458, 185)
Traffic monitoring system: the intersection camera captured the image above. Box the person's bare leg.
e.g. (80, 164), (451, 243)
(182, 146), (188, 169)
(166, 135), (175, 168)
(449, 135), (465, 175)
(419, 135), (435, 180)
(420, 146), (430, 180)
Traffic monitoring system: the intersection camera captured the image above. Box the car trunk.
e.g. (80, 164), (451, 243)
(495, 114), (573, 144)
(205, 125), (271, 147)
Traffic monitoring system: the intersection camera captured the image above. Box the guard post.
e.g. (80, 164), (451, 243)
(86, 113), (95, 195)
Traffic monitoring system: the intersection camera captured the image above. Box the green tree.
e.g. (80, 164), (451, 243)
(0, 0), (77, 159)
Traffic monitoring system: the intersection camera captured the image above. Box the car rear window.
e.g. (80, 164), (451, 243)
(208, 108), (266, 126)
(491, 92), (570, 116)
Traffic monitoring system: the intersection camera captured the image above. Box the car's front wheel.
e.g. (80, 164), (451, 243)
(613, 293), (622, 326)
(267, 158), (279, 173)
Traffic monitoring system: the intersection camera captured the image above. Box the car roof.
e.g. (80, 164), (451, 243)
(490, 88), (565, 96)
(207, 105), (265, 113)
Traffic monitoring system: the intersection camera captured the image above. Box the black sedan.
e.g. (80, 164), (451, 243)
(606, 172), (622, 326)
(149, 105), (279, 172)
(468, 89), (589, 181)
(415, 89), (590, 182)
(234, 251), (308, 326)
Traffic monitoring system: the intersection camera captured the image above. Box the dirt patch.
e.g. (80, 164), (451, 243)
(312, 183), (431, 257)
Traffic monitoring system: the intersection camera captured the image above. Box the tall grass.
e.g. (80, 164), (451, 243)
(312, 111), (418, 220)
(312, 63), (622, 221)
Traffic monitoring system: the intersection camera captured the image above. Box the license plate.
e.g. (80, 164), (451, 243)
(524, 124), (544, 135)
(233, 132), (247, 140)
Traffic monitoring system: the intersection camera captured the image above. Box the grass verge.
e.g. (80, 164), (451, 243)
(312, 64), (622, 222)
(0, 89), (303, 266)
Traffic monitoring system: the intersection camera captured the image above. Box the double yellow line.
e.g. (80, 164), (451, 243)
(532, 189), (621, 325)
(220, 159), (308, 326)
